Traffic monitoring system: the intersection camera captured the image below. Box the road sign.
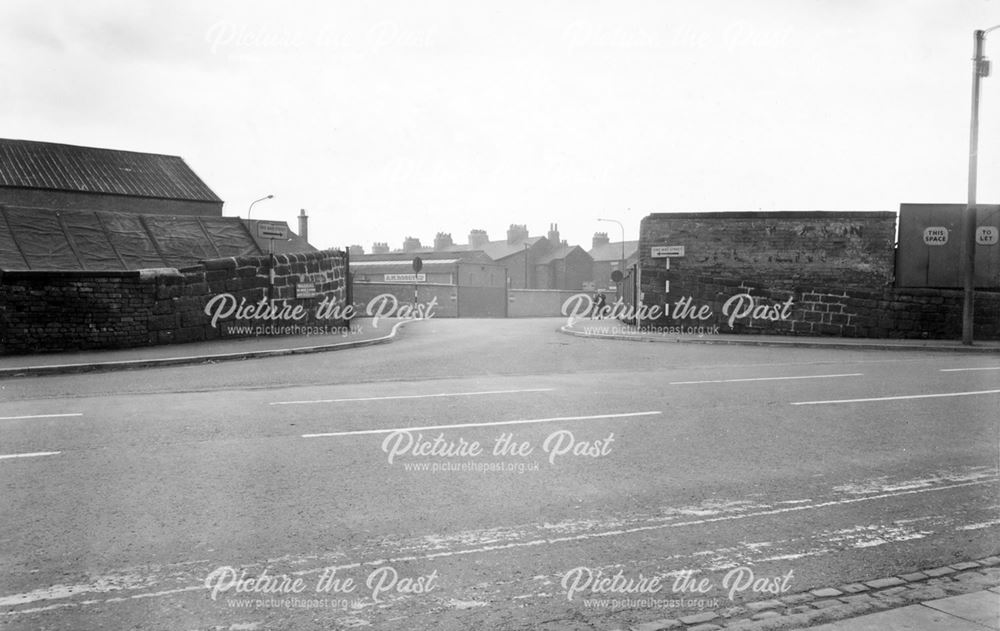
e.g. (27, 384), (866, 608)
(412, 257), (423, 273)
(976, 226), (998, 245)
(922, 227), (948, 245)
(651, 245), (685, 258)
(610, 270), (624, 283)
(257, 222), (289, 240)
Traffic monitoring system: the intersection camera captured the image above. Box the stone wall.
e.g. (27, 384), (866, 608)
(508, 289), (586, 317)
(0, 250), (349, 354)
(638, 211), (1000, 339)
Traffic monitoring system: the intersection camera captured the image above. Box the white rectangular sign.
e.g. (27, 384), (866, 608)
(976, 226), (998, 245)
(385, 273), (426, 282)
(651, 245), (685, 258)
(257, 222), (289, 240)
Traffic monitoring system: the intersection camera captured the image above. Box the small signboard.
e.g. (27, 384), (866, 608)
(296, 282), (318, 298)
(923, 227), (948, 245)
(386, 273), (426, 282)
(664, 280), (670, 293)
(976, 226), (999, 245)
(257, 222), (289, 240)
(651, 245), (685, 258)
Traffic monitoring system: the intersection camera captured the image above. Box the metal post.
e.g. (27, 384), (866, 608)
(964, 30), (985, 345)
(524, 243), (529, 289)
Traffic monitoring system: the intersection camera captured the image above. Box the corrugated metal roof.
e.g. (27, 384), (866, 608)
(0, 206), (260, 271)
(0, 138), (222, 202)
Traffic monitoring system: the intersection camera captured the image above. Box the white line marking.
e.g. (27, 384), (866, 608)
(940, 367), (1000, 372)
(670, 373), (863, 385)
(282, 478), (997, 576)
(0, 413), (82, 421)
(272, 388), (555, 406)
(956, 518), (1000, 531)
(1, 476), (994, 614)
(791, 389), (1000, 405)
(302, 411), (662, 438)
(0, 451), (60, 461)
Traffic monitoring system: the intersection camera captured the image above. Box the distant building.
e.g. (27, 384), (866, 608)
(367, 223), (593, 290)
(589, 232), (639, 290)
(0, 138), (223, 217)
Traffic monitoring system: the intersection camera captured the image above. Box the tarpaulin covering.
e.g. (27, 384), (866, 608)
(0, 207), (264, 271)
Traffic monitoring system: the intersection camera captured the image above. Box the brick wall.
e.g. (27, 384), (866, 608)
(638, 211), (1000, 339)
(0, 250), (349, 354)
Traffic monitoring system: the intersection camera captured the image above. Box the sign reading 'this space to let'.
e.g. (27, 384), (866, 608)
(922, 227), (948, 245)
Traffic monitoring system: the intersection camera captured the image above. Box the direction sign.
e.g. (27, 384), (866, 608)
(257, 222), (289, 240)
(651, 245), (685, 258)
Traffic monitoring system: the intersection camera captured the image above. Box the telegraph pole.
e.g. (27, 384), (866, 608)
(964, 26), (1000, 344)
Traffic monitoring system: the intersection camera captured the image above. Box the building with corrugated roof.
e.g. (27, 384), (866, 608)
(0, 138), (223, 217)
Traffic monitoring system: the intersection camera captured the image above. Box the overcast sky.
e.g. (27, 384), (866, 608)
(2, 0), (998, 251)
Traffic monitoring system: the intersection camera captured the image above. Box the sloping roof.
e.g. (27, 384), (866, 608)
(589, 240), (639, 262)
(0, 206), (261, 271)
(481, 236), (546, 261)
(536, 244), (592, 265)
(0, 138), (222, 202)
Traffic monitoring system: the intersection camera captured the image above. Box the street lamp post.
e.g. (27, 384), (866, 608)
(598, 217), (626, 290)
(963, 25), (1000, 345)
(247, 194), (274, 220)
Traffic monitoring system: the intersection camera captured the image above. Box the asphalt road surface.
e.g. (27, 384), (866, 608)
(1, 318), (998, 630)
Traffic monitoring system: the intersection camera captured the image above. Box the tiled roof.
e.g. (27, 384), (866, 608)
(536, 245), (590, 265)
(0, 138), (222, 202)
(589, 240), (639, 262)
(481, 236), (546, 260)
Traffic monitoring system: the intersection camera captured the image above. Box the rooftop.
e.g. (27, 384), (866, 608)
(0, 138), (222, 203)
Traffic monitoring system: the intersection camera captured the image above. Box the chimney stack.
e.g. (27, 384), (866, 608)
(506, 223), (529, 244)
(402, 236), (422, 252)
(592, 231), (610, 249)
(298, 209), (309, 244)
(468, 229), (489, 249)
(372, 242), (390, 255)
(547, 223), (560, 245)
(348, 244), (364, 256)
(433, 232), (453, 251)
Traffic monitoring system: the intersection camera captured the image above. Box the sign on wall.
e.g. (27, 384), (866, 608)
(385, 273), (426, 282)
(651, 245), (685, 258)
(922, 227), (949, 245)
(977, 226), (999, 245)
(296, 282), (317, 298)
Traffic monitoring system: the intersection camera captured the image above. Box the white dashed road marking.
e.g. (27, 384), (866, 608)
(302, 411), (662, 438)
(0, 451), (60, 461)
(670, 373), (863, 385)
(271, 388), (555, 406)
(791, 389), (1000, 405)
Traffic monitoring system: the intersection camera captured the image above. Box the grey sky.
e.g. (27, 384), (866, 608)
(2, 0), (998, 250)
